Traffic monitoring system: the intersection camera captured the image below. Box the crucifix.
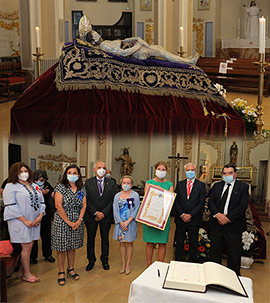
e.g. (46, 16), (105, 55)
(168, 153), (188, 182)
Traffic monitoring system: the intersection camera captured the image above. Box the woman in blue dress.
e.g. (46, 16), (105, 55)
(3, 162), (45, 283)
(113, 175), (140, 275)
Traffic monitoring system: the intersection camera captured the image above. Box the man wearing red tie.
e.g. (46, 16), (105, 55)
(174, 163), (206, 262)
(208, 164), (249, 275)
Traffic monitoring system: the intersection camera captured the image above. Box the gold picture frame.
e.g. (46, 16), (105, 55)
(198, 0), (210, 10)
(140, 0), (152, 11)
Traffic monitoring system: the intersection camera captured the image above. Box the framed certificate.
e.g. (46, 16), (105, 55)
(136, 184), (176, 230)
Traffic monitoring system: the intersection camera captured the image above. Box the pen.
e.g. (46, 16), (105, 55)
(157, 269), (160, 277)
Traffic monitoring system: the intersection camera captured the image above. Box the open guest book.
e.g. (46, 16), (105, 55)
(163, 261), (248, 297)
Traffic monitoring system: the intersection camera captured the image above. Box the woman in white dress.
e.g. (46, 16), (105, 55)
(3, 162), (45, 283)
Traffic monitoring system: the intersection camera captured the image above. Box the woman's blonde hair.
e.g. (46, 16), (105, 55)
(120, 175), (133, 185)
(154, 161), (168, 171)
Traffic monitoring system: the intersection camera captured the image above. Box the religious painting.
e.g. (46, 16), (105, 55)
(140, 0), (152, 11)
(198, 0), (210, 10)
(40, 134), (55, 146)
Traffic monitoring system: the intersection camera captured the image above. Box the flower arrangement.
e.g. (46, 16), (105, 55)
(242, 231), (258, 258)
(230, 98), (257, 135)
(214, 83), (227, 99)
(183, 228), (211, 262)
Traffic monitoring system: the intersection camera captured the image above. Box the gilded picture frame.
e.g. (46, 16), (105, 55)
(136, 184), (176, 230)
(140, 0), (152, 12)
(198, 0), (210, 10)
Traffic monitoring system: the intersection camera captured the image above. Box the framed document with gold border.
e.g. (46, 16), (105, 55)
(136, 184), (176, 230)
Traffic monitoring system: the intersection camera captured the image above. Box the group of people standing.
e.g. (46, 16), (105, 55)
(2, 159), (248, 286)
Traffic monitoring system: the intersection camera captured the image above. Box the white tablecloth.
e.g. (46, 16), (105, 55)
(128, 261), (253, 303)
(222, 39), (270, 49)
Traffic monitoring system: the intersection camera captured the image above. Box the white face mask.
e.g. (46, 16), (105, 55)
(97, 168), (106, 178)
(18, 172), (29, 181)
(155, 170), (166, 179)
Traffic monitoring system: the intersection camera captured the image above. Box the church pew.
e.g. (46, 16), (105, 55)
(197, 57), (270, 96)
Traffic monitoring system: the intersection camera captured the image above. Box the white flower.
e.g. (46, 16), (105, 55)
(242, 110), (246, 114)
(248, 110), (252, 115)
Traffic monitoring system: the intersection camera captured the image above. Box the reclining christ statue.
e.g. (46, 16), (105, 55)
(79, 16), (199, 65)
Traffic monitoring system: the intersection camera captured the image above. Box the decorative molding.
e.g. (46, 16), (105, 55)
(98, 135), (106, 146)
(202, 139), (223, 171)
(38, 153), (77, 163)
(80, 134), (87, 144)
(193, 18), (204, 56)
(183, 134), (192, 159)
(0, 10), (19, 20)
(244, 138), (265, 170)
(0, 20), (19, 35)
(145, 19), (154, 45)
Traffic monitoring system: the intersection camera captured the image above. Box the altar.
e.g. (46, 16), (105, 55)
(220, 39), (270, 60)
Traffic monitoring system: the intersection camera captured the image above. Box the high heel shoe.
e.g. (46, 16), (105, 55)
(67, 268), (80, 280)
(58, 272), (66, 286)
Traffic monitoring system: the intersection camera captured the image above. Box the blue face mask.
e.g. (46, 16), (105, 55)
(67, 174), (79, 183)
(36, 181), (44, 189)
(186, 171), (195, 179)
(122, 184), (131, 192)
(223, 175), (234, 184)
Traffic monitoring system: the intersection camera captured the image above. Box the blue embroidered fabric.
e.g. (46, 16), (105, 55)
(55, 39), (227, 107)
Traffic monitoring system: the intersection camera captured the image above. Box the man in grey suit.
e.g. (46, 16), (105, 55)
(174, 163), (206, 262)
(84, 161), (116, 271)
(208, 164), (249, 276)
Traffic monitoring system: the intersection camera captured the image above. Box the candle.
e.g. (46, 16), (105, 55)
(259, 17), (265, 54)
(35, 26), (40, 48)
(179, 26), (184, 47)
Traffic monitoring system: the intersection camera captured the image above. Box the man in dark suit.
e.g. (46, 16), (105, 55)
(84, 161), (116, 271)
(174, 163), (206, 262)
(208, 164), (249, 275)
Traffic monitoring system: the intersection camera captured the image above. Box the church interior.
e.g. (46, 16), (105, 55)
(0, 0), (270, 302)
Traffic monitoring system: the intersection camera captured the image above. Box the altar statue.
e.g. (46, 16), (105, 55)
(86, 31), (199, 65)
(243, 1), (261, 39)
(115, 147), (136, 176)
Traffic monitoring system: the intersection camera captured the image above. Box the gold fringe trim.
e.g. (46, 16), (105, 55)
(55, 68), (228, 108)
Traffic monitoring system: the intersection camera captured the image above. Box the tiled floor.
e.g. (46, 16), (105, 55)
(5, 221), (270, 303)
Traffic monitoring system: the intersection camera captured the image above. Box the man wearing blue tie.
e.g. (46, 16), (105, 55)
(174, 163), (206, 262)
(84, 161), (116, 271)
(208, 164), (249, 276)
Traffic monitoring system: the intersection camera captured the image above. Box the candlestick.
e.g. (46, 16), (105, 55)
(33, 47), (44, 78)
(179, 26), (184, 47)
(253, 54), (270, 137)
(259, 17), (265, 54)
(35, 26), (40, 48)
(177, 46), (186, 57)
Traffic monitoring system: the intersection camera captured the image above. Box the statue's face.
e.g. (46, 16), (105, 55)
(251, 1), (256, 6)
(92, 31), (102, 44)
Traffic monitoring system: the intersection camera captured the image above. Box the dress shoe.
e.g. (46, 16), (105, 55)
(45, 256), (55, 263)
(86, 263), (95, 271)
(102, 262), (110, 270)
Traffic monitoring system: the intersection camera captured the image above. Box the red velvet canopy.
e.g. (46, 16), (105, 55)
(11, 63), (245, 136)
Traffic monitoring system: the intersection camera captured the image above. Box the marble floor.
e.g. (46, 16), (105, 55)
(4, 221), (270, 303)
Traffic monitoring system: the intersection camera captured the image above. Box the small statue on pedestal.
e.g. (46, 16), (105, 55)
(115, 147), (136, 177)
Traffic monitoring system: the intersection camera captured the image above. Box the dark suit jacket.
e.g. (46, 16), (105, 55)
(208, 180), (249, 234)
(174, 179), (206, 226)
(84, 176), (116, 223)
